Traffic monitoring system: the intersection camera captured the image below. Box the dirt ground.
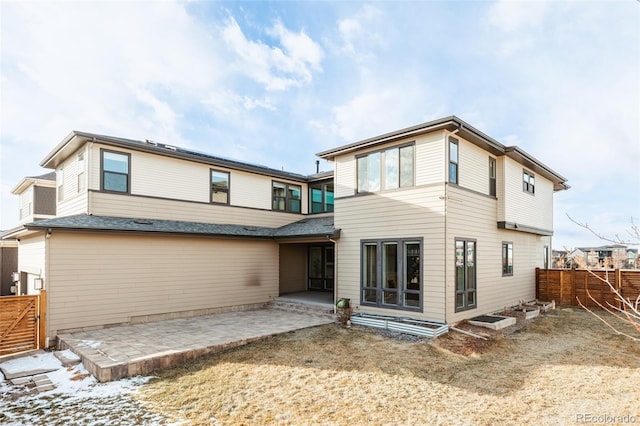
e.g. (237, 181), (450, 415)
(140, 308), (640, 425)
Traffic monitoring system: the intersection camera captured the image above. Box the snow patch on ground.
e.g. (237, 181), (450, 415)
(0, 351), (178, 425)
(0, 352), (62, 375)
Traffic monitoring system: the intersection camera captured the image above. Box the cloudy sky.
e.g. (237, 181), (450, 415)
(1, 1), (638, 249)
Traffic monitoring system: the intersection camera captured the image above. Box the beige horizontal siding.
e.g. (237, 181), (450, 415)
(19, 189), (32, 223)
(56, 146), (88, 217)
(87, 143), (308, 213)
(500, 157), (554, 231)
(334, 155), (355, 198)
(17, 234), (46, 295)
(334, 185), (447, 322)
(133, 151), (210, 202)
(57, 192), (88, 217)
(415, 131), (445, 186)
(457, 136), (492, 195)
(88, 190), (303, 227)
(445, 185), (543, 323)
(46, 232), (279, 336)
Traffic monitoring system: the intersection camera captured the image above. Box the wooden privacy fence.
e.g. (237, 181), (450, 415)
(0, 291), (46, 356)
(536, 268), (640, 308)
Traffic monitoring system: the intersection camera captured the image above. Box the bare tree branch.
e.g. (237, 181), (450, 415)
(566, 214), (640, 246)
(574, 268), (640, 340)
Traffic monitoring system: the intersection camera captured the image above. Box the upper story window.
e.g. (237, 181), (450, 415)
(77, 151), (86, 193)
(101, 150), (130, 193)
(310, 182), (334, 213)
(523, 170), (535, 194)
(449, 137), (459, 184)
(489, 157), (496, 197)
(57, 168), (64, 201)
(357, 143), (414, 193)
(273, 181), (301, 213)
(210, 169), (230, 204)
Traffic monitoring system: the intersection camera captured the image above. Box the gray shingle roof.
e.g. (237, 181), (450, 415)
(25, 214), (339, 239)
(275, 215), (337, 238)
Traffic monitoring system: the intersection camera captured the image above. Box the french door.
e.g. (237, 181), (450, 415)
(455, 239), (477, 311)
(308, 245), (334, 291)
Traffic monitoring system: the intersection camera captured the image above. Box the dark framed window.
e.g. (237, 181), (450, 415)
(77, 151), (86, 193)
(57, 167), (64, 201)
(308, 245), (334, 291)
(543, 245), (549, 269)
(272, 181), (301, 213)
(449, 137), (459, 184)
(489, 157), (496, 197)
(357, 143), (414, 193)
(309, 182), (334, 213)
(502, 242), (513, 276)
(455, 239), (476, 312)
(523, 170), (535, 194)
(210, 169), (230, 204)
(361, 238), (422, 311)
(101, 150), (130, 193)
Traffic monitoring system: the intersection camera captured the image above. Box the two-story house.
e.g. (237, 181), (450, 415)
(2, 132), (337, 344)
(317, 116), (568, 324)
(2, 116), (568, 345)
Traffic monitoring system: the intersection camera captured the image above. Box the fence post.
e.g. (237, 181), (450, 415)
(535, 267), (540, 300)
(571, 268), (577, 306)
(616, 269), (622, 310)
(38, 290), (47, 349)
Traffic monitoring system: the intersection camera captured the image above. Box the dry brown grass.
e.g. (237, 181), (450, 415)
(140, 308), (640, 425)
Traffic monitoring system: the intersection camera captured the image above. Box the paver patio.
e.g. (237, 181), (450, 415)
(57, 307), (334, 382)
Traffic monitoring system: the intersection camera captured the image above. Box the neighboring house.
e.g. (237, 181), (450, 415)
(1, 116), (568, 345)
(570, 245), (636, 269)
(0, 172), (56, 295)
(11, 171), (57, 224)
(628, 249), (639, 269)
(551, 249), (569, 268)
(0, 239), (18, 296)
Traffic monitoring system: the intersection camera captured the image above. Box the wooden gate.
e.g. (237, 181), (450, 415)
(0, 291), (46, 356)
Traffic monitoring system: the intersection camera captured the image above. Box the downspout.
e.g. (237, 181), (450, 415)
(329, 236), (338, 308)
(87, 137), (96, 215)
(44, 228), (51, 348)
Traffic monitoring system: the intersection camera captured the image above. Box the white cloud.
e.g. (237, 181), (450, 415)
(333, 5), (385, 61)
(488, 0), (549, 32)
(222, 17), (323, 91)
(1, 1), (223, 147)
(331, 87), (426, 142)
(268, 21), (323, 70)
(202, 90), (276, 115)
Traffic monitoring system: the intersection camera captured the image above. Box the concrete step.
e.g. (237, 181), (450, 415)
(269, 300), (336, 320)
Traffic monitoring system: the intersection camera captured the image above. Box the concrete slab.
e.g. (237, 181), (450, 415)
(58, 307), (334, 382)
(0, 352), (62, 380)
